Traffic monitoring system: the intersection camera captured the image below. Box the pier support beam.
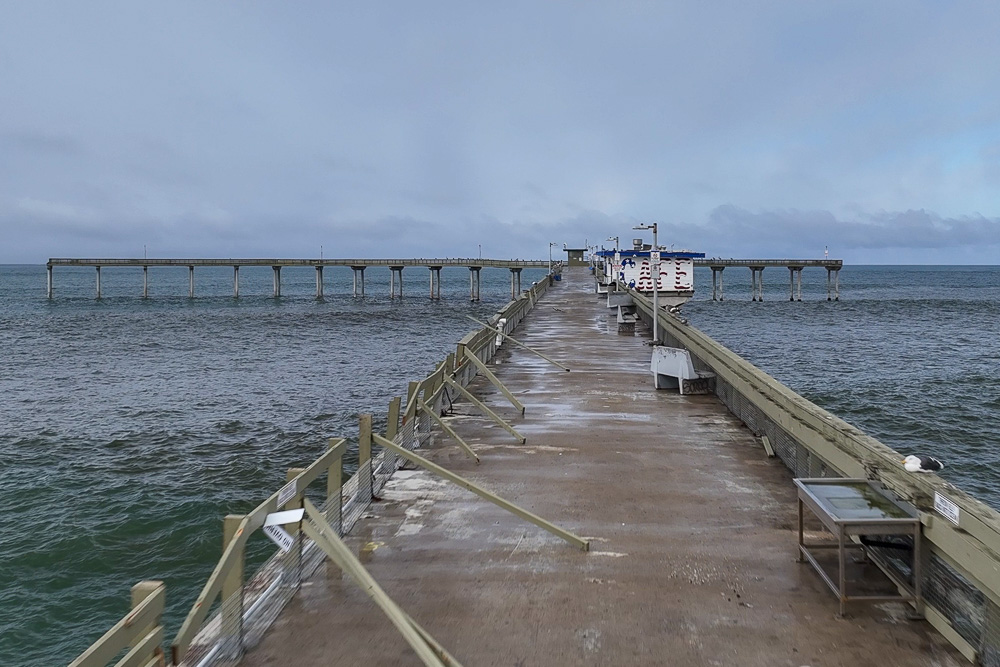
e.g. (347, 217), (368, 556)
(352, 266), (366, 298)
(750, 266), (764, 301)
(788, 266), (803, 301)
(272, 266), (281, 298)
(233, 266), (239, 298)
(826, 268), (840, 301)
(710, 266), (725, 301)
(95, 266), (102, 299)
(390, 266), (404, 298)
(428, 266), (442, 299)
(188, 266), (195, 298)
(143, 265), (149, 298)
(509, 268), (522, 299)
(47, 265), (53, 298)
(469, 267), (481, 302)
(315, 266), (324, 299)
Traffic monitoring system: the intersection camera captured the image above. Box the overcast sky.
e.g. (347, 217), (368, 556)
(3, 2), (1000, 264)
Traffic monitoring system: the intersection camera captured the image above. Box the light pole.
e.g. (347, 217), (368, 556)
(607, 236), (619, 285)
(548, 242), (558, 275)
(633, 222), (659, 344)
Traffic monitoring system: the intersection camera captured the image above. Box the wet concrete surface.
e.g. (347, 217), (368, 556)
(242, 268), (963, 667)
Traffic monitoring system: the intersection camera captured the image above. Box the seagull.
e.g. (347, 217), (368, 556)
(902, 455), (944, 473)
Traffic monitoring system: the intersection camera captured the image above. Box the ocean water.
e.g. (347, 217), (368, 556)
(0, 264), (546, 667)
(2, 263), (998, 666)
(685, 264), (1000, 504)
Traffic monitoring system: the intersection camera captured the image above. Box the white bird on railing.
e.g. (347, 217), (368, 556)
(902, 455), (944, 473)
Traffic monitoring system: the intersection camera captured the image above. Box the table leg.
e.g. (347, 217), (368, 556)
(797, 498), (804, 562)
(838, 526), (847, 617)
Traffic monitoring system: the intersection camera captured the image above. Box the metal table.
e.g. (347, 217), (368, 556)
(794, 478), (922, 616)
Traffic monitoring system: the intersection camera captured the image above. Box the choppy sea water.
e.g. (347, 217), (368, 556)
(2, 263), (998, 665)
(0, 264), (546, 667)
(685, 265), (1000, 504)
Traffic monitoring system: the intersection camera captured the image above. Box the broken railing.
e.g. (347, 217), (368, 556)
(70, 269), (567, 667)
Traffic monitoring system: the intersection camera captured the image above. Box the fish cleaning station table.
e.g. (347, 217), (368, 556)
(795, 478), (923, 617)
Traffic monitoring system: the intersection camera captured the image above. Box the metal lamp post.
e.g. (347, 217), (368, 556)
(607, 236), (619, 286)
(548, 242), (557, 281)
(633, 223), (659, 344)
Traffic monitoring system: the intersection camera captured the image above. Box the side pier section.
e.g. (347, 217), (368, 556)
(45, 258), (552, 301)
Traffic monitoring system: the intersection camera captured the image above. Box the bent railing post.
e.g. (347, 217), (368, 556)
(301, 499), (458, 667)
(417, 397), (479, 463)
(372, 434), (589, 551)
(463, 348), (525, 414)
(444, 376), (525, 444)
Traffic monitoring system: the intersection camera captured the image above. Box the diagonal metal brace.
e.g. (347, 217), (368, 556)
(466, 315), (570, 372)
(417, 397), (480, 463)
(301, 499), (461, 667)
(372, 434), (589, 551)
(444, 377), (526, 444)
(463, 348), (525, 414)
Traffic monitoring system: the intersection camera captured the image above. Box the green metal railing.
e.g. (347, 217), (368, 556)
(70, 268), (559, 667)
(632, 290), (1000, 664)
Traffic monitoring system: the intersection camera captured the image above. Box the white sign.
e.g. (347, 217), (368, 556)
(277, 480), (297, 507)
(934, 491), (961, 526)
(650, 251), (660, 265)
(264, 508), (305, 527)
(263, 524), (295, 553)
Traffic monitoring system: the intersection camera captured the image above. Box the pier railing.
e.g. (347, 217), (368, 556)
(71, 270), (554, 666)
(633, 290), (1000, 664)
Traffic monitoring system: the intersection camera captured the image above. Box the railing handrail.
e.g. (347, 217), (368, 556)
(170, 438), (348, 662)
(69, 582), (165, 667)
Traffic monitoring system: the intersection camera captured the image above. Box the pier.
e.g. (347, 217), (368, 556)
(693, 258), (844, 301)
(45, 258), (550, 301)
(75, 265), (1000, 667)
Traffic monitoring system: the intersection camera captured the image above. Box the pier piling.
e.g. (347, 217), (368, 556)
(46, 265), (53, 298)
(428, 266), (442, 300)
(315, 266), (324, 299)
(749, 266), (765, 301)
(95, 266), (101, 299)
(233, 266), (239, 298)
(469, 267), (481, 301)
(788, 266), (803, 301)
(272, 266), (281, 298)
(390, 267), (404, 298)
(188, 266), (195, 298)
(142, 266), (149, 298)
(352, 267), (366, 298)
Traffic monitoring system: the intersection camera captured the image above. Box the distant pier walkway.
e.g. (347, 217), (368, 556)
(693, 258), (844, 301)
(241, 266), (958, 667)
(45, 257), (554, 301)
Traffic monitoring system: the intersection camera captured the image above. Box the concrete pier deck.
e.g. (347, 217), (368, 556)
(242, 268), (961, 667)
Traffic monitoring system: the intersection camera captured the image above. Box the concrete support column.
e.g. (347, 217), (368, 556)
(390, 266), (403, 298)
(143, 265), (149, 299)
(788, 267), (795, 301)
(315, 266), (324, 299)
(710, 267), (724, 301)
(826, 268), (832, 301)
(188, 266), (195, 298)
(469, 267), (482, 301)
(233, 266), (240, 298)
(517, 269), (522, 293)
(510, 269), (516, 299)
(96, 266), (102, 299)
(46, 265), (53, 298)
(750, 266), (764, 301)
(796, 268), (803, 301)
(834, 269), (840, 301)
(272, 266), (281, 298)
(718, 268), (724, 301)
(352, 266), (366, 297)
(428, 266), (442, 299)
